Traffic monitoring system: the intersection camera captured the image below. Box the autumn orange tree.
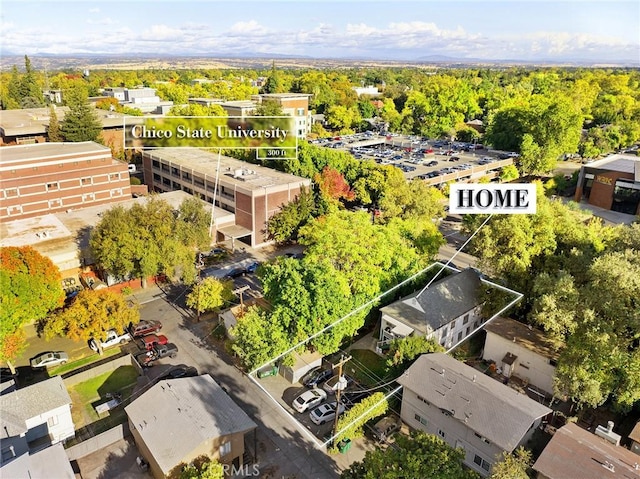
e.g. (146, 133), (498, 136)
(314, 166), (355, 205)
(0, 246), (65, 371)
(43, 289), (139, 354)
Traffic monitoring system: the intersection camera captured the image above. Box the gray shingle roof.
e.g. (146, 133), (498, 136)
(397, 353), (552, 451)
(0, 376), (71, 436)
(380, 269), (482, 334)
(125, 375), (256, 475)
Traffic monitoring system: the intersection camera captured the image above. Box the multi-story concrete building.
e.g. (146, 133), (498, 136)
(142, 148), (310, 247)
(0, 141), (132, 221)
(253, 93), (312, 138)
(103, 87), (173, 115)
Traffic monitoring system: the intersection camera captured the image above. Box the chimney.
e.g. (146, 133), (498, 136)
(607, 421), (614, 433)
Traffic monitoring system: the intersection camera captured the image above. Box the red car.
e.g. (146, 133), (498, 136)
(141, 334), (169, 351)
(128, 320), (162, 338)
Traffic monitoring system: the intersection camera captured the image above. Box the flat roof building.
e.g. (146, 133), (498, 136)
(574, 154), (640, 216)
(0, 141), (132, 221)
(142, 148), (310, 247)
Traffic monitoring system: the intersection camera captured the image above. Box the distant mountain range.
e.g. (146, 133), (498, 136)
(1, 52), (637, 71)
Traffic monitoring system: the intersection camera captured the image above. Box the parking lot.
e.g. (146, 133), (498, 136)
(314, 132), (517, 185)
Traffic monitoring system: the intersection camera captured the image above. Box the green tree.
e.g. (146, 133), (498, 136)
(61, 88), (102, 142)
(168, 455), (224, 479)
(0, 246), (65, 371)
(333, 393), (388, 445)
(43, 289), (139, 353)
(490, 447), (532, 479)
(266, 187), (316, 243)
(386, 335), (444, 370)
(186, 277), (235, 315)
(255, 98), (284, 116)
(341, 430), (479, 479)
(18, 55), (44, 108)
(499, 164), (519, 182)
(3, 66), (22, 109)
(47, 105), (63, 141)
(261, 61), (280, 94)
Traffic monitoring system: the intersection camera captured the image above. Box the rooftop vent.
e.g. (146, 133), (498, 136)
(595, 421), (621, 446)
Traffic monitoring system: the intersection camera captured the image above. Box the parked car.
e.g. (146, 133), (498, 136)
(89, 329), (131, 351)
(323, 375), (354, 395)
(223, 268), (245, 280)
(138, 343), (179, 367)
(301, 367), (334, 388)
(372, 416), (402, 442)
(158, 365), (198, 381)
(309, 401), (346, 425)
(246, 261), (261, 274)
(128, 320), (162, 338)
(292, 388), (327, 413)
(140, 334), (169, 351)
(30, 351), (69, 369)
(341, 390), (370, 408)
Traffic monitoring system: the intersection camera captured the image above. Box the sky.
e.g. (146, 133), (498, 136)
(1, 1), (639, 63)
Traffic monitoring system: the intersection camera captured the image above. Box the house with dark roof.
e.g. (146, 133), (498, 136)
(482, 316), (563, 395)
(125, 374), (257, 479)
(628, 420), (640, 456)
(397, 353), (552, 477)
(533, 422), (640, 478)
(0, 376), (75, 478)
(379, 269), (483, 349)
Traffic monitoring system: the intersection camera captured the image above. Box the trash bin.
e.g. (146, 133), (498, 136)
(257, 364), (278, 378)
(338, 439), (352, 453)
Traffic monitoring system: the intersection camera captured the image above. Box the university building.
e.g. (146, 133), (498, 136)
(574, 154), (640, 215)
(0, 142), (132, 221)
(142, 148), (311, 247)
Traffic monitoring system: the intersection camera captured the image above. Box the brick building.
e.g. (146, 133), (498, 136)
(253, 93), (312, 138)
(0, 142), (131, 221)
(142, 148), (310, 247)
(574, 154), (640, 215)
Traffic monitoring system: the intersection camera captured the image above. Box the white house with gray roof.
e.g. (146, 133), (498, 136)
(125, 375), (257, 479)
(379, 268), (484, 349)
(398, 353), (552, 477)
(0, 376), (75, 478)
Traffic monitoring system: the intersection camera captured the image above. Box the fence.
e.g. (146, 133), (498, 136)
(62, 353), (143, 388)
(65, 422), (131, 461)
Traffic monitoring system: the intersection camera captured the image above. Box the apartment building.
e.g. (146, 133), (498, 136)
(142, 148), (310, 247)
(253, 93), (312, 138)
(0, 142), (131, 221)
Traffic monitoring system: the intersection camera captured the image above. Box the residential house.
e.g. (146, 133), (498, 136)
(125, 375), (257, 479)
(0, 376), (75, 478)
(629, 420), (640, 456)
(398, 353), (552, 477)
(533, 422), (640, 478)
(482, 316), (562, 396)
(379, 269), (483, 349)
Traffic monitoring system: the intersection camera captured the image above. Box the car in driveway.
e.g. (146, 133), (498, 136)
(323, 374), (354, 395)
(372, 416), (402, 442)
(246, 261), (261, 274)
(128, 320), (162, 338)
(140, 334), (169, 351)
(301, 367), (334, 388)
(292, 388), (327, 413)
(30, 351), (69, 369)
(223, 268), (246, 280)
(158, 365), (198, 381)
(309, 401), (346, 425)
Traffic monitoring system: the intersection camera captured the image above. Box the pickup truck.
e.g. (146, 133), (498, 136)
(89, 330), (131, 351)
(136, 343), (179, 367)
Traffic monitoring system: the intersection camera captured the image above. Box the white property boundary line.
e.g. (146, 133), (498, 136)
(246, 216), (523, 448)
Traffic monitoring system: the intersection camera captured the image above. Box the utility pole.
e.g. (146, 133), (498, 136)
(196, 253), (204, 321)
(332, 354), (352, 446)
(233, 285), (250, 313)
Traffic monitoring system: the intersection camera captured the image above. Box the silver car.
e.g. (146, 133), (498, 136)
(30, 351), (69, 369)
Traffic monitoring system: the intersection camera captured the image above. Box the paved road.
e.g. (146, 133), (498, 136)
(138, 286), (341, 479)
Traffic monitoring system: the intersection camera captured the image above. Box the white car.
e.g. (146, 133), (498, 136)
(292, 388), (327, 413)
(309, 401), (346, 425)
(30, 351), (69, 369)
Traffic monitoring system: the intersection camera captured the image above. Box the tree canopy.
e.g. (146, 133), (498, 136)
(61, 87), (102, 142)
(0, 247), (65, 367)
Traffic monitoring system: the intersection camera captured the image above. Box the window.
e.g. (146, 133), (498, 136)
(441, 326), (448, 336)
(457, 331), (463, 342)
(414, 413), (428, 426)
(219, 441), (231, 457)
(474, 454), (491, 472)
(465, 326), (470, 336)
(152, 160), (160, 168)
(473, 321), (478, 328)
(437, 429), (446, 438)
(5, 188), (18, 198)
(47, 415), (59, 427)
(296, 108), (305, 116)
(7, 205), (23, 216)
(463, 314), (469, 325)
(81, 177), (92, 186)
(46, 181), (59, 191)
(48, 199), (62, 208)
(110, 188), (122, 198)
(109, 173), (120, 181)
(82, 193), (95, 202)
(153, 173), (161, 182)
(474, 433), (491, 445)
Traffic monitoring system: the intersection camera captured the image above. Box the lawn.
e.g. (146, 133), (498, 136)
(69, 366), (138, 428)
(49, 347), (122, 376)
(346, 349), (389, 387)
